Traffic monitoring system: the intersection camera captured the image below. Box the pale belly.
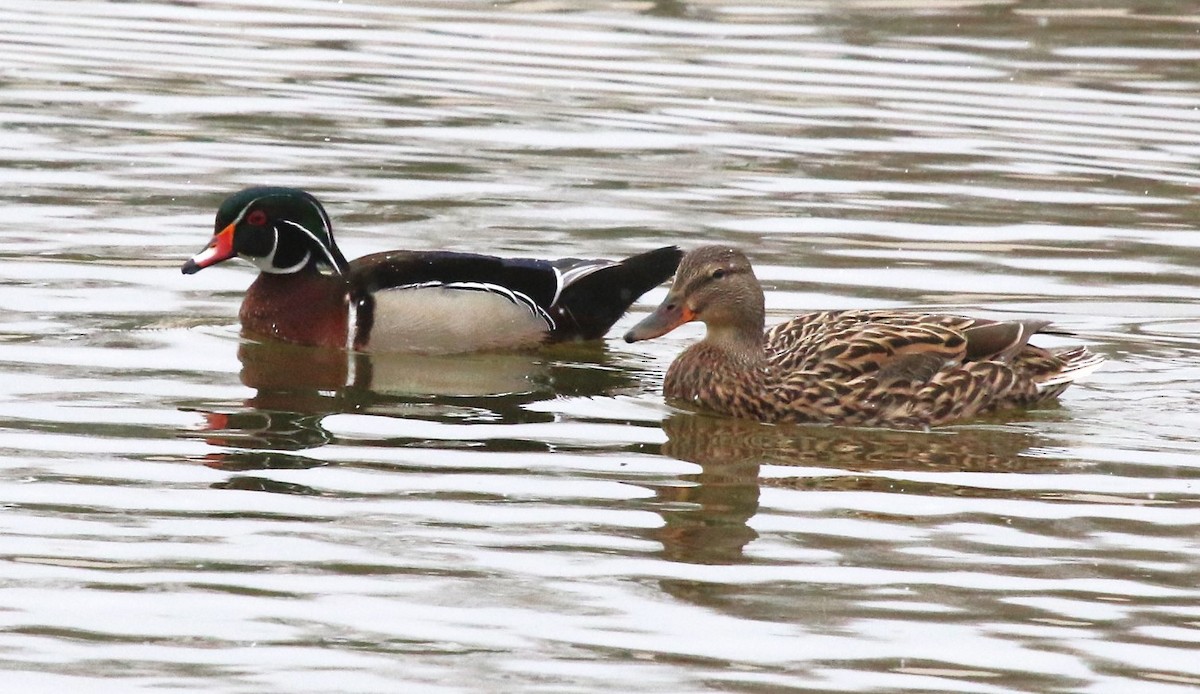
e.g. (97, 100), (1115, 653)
(358, 286), (549, 354)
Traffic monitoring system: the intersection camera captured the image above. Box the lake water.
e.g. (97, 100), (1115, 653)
(2, 1), (1200, 692)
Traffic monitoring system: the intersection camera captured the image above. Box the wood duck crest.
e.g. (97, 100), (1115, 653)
(183, 186), (348, 276)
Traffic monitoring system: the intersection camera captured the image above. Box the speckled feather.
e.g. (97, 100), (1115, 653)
(629, 247), (1104, 429)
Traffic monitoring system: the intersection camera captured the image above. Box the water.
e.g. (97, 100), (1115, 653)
(2, 1), (1200, 691)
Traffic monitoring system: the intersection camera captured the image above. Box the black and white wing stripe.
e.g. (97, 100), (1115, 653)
(392, 280), (557, 329)
(548, 259), (617, 306)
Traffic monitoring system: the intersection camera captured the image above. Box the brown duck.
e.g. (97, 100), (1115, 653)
(624, 246), (1105, 428)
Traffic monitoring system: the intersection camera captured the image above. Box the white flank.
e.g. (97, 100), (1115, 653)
(365, 286), (548, 353)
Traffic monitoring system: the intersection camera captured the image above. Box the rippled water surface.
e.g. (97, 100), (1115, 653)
(3, 1), (1200, 691)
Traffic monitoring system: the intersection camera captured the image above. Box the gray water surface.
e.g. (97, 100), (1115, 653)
(2, 2), (1199, 692)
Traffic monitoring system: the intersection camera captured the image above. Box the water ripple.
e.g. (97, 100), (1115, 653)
(1, 1), (1199, 692)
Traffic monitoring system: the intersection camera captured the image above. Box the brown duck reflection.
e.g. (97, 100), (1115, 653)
(647, 411), (1065, 565)
(662, 410), (1062, 473)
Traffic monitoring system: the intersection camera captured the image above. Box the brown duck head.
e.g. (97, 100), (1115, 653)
(624, 245), (766, 345)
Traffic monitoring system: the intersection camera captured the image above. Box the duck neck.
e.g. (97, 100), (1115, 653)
(664, 313), (772, 420)
(241, 269), (350, 349)
(701, 316), (767, 369)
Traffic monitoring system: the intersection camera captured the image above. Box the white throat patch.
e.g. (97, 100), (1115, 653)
(243, 225), (311, 274)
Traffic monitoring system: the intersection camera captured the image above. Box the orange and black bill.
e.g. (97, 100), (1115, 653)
(623, 295), (695, 342)
(181, 222), (236, 275)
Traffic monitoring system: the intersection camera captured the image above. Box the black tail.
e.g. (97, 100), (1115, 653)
(549, 246), (683, 342)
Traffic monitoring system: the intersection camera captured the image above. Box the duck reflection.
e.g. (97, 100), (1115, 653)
(238, 339), (553, 398)
(646, 411), (1065, 565)
(648, 445), (761, 565)
(190, 338), (639, 479)
(662, 411), (1061, 473)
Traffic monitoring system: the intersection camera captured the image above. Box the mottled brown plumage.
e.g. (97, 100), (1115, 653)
(624, 246), (1105, 429)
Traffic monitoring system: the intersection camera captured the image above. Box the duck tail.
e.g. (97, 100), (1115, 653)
(549, 246), (683, 342)
(1035, 347), (1106, 395)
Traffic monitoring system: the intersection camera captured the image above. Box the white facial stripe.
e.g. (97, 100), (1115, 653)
(273, 249), (311, 274)
(279, 219), (341, 274)
(231, 194), (340, 274)
(239, 224), (309, 274)
(239, 223), (278, 272)
(306, 195), (334, 240)
(231, 201), (254, 226)
(231, 197), (275, 271)
(295, 193), (336, 266)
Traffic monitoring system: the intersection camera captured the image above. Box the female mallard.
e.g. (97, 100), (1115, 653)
(624, 246), (1104, 428)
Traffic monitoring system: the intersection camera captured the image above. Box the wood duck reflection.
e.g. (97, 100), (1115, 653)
(195, 340), (560, 457)
(190, 339), (640, 478)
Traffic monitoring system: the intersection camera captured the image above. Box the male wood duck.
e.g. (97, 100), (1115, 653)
(182, 187), (683, 353)
(624, 246), (1105, 428)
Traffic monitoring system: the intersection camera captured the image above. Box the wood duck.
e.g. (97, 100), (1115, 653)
(183, 187), (682, 354)
(624, 246), (1105, 428)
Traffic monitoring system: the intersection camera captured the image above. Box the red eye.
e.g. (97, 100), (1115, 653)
(246, 210), (268, 226)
